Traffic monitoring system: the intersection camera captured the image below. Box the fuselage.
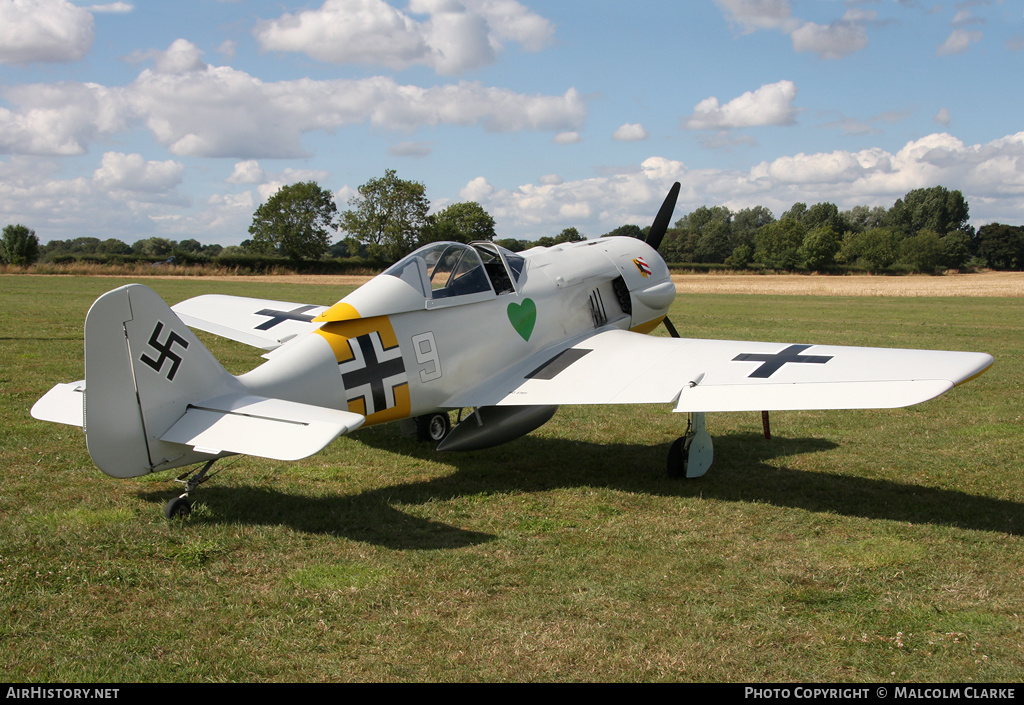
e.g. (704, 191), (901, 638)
(236, 237), (676, 427)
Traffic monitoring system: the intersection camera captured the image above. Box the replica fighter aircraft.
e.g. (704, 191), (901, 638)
(31, 184), (994, 518)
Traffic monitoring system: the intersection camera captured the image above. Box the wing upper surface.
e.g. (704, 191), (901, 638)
(457, 330), (992, 412)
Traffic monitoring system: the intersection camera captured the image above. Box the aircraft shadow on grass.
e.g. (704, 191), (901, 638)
(139, 426), (1023, 548)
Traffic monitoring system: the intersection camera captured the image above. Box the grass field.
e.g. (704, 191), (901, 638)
(1, 274), (1022, 682)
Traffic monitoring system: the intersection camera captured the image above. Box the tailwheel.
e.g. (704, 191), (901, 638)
(164, 458), (218, 519)
(667, 412), (713, 479)
(164, 495), (192, 519)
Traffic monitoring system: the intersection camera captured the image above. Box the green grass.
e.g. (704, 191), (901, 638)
(1, 275), (1022, 682)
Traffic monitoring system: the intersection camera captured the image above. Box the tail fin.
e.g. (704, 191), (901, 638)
(84, 284), (236, 478)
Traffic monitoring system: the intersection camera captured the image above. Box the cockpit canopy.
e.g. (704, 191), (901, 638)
(383, 242), (524, 300)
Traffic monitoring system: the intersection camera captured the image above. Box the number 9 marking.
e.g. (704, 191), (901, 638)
(411, 331), (442, 383)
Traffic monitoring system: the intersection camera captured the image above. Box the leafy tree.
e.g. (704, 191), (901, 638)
(841, 205), (887, 233)
(731, 206), (774, 249)
(495, 238), (528, 252)
(887, 186), (969, 236)
(676, 206), (733, 263)
(838, 227), (900, 270)
(803, 202), (843, 234)
(602, 224), (644, 240)
(554, 227), (585, 244)
(1, 224), (40, 266)
(976, 223), (1024, 270)
(941, 230), (972, 270)
(754, 218), (805, 269)
(798, 226), (841, 270)
(98, 238), (132, 255)
(249, 181), (338, 261)
(693, 219), (733, 263)
(421, 201), (496, 245)
(340, 169), (430, 262)
(132, 237), (175, 258)
(898, 230), (944, 273)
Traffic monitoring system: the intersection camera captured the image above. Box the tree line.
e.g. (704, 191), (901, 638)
(4, 171), (1024, 273)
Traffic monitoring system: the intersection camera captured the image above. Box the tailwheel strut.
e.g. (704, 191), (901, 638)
(164, 458), (219, 519)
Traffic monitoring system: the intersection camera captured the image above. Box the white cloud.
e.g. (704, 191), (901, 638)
(92, 152), (185, 193)
(934, 107), (951, 127)
(717, 1), (872, 59)
(254, 0), (554, 75)
(790, 13), (870, 60)
(0, 41), (586, 159)
(226, 160), (266, 185)
(389, 141), (435, 158)
(87, 3), (133, 13)
(0, 0), (94, 65)
(553, 131), (582, 144)
(937, 29), (983, 56)
(683, 80), (798, 130)
(714, 0), (797, 34)
(612, 123), (649, 141)
(466, 133), (1024, 238)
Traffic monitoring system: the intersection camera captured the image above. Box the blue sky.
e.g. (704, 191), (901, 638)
(2, 0), (1023, 247)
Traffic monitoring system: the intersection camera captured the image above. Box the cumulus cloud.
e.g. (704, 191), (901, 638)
(612, 123), (649, 141)
(714, 0), (798, 34)
(463, 133), (1024, 239)
(92, 152), (185, 193)
(683, 80), (798, 130)
(0, 0), (95, 65)
(226, 160), (266, 185)
(553, 131), (582, 144)
(790, 11), (871, 60)
(716, 1), (873, 59)
(254, 0), (555, 75)
(0, 40), (587, 159)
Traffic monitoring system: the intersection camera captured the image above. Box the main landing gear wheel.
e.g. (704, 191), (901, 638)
(416, 412), (451, 442)
(667, 412), (714, 479)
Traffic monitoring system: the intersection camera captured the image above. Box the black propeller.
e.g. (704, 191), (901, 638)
(645, 181), (681, 252)
(645, 182), (682, 338)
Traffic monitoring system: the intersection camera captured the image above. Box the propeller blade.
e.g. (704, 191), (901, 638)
(662, 316), (680, 338)
(645, 182), (681, 251)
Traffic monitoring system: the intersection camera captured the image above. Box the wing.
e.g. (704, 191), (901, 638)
(171, 295), (328, 351)
(450, 329), (993, 413)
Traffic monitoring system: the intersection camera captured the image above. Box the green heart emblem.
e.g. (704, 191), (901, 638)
(507, 298), (537, 341)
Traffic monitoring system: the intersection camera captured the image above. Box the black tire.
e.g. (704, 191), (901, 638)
(666, 436), (688, 479)
(416, 412), (451, 442)
(165, 496), (192, 519)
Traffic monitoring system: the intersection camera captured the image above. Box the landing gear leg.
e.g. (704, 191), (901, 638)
(667, 412), (713, 479)
(164, 458), (218, 519)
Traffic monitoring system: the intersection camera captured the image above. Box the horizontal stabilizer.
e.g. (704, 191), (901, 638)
(31, 381), (85, 427)
(161, 394), (364, 460)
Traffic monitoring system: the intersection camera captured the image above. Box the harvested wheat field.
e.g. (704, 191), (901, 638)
(135, 270), (1024, 296)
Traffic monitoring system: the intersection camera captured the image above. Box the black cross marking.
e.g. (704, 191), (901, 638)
(341, 334), (406, 414)
(732, 344), (832, 378)
(140, 321), (189, 381)
(254, 305), (318, 330)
